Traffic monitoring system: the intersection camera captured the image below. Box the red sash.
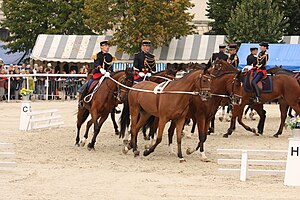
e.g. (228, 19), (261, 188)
(92, 73), (103, 80)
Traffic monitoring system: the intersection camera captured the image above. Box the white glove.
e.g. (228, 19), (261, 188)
(145, 73), (151, 77)
(138, 72), (145, 77)
(100, 68), (106, 74)
(105, 72), (110, 77)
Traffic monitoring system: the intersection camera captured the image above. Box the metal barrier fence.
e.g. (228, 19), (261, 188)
(0, 74), (87, 102)
(0, 63), (167, 102)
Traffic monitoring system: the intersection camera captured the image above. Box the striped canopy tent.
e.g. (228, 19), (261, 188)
(30, 34), (227, 64)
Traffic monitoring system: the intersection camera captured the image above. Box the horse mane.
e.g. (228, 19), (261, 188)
(267, 66), (295, 76)
(176, 69), (203, 80)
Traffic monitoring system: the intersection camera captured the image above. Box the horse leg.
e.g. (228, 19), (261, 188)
(290, 104), (300, 117)
(87, 113), (109, 151)
(274, 101), (289, 138)
(175, 117), (186, 162)
(149, 117), (159, 146)
(110, 108), (119, 135)
(223, 104), (242, 138)
(167, 120), (176, 154)
(144, 118), (167, 157)
(235, 103), (258, 134)
(129, 112), (151, 157)
(75, 108), (90, 146)
(208, 116), (215, 135)
(80, 119), (93, 147)
(288, 107), (294, 118)
(253, 105), (266, 135)
(191, 119), (196, 134)
(219, 106), (225, 121)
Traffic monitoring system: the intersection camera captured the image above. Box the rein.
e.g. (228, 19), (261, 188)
(107, 73), (211, 96)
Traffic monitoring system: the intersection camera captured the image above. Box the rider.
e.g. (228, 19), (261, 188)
(207, 44), (229, 68)
(78, 40), (114, 108)
(132, 40), (156, 82)
(251, 42), (269, 103)
(227, 44), (239, 68)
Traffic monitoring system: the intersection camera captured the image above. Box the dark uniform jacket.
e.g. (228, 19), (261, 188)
(228, 54), (239, 68)
(246, 54), (258, 66)
(207, 51), (229, 68)
(133, 51), (156, 72)
(93, 51), (113, 79)
(257, 51), (269, 70)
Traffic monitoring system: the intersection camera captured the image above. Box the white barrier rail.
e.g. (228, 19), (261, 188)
(26, 108), (64, 131)
(217, 149), (287, 182)
(0, 142), (16, 169)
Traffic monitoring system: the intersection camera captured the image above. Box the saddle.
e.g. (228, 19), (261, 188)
(244, 72), (273, 93)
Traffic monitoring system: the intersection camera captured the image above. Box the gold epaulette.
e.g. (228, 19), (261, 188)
(91, 53), (97, 60)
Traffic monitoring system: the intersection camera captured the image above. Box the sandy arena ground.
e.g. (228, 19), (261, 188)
(0, 101), (299, 200)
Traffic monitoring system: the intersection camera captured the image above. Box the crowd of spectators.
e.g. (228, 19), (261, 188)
(0, 61), (89, 101)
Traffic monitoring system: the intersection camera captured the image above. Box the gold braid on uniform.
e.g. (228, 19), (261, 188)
(103, 55), (113, 70)
(144, 53), (156, 70)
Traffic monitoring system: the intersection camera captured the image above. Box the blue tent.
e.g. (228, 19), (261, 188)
(237, 43), (300, 71)
(0, 41), (29, 65)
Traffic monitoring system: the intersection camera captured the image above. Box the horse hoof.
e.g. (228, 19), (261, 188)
(273, 134), (279, 138)
(186, 147), (194, 155)
(144, 136), (150, 141)
(144, 144), (151, 149)
(115, 131), (120, 135)
(123, 140), (129, 145)
(75, 143), (80, 147)
(223, 134), (229, 138)
(87, 144), (94, 151)
(179, 158), (186, 163)
(251, 128), (257, 134)
(134, 150), (140, 157)
(201, 157), (211, 162)
(143, 150), (149, 157)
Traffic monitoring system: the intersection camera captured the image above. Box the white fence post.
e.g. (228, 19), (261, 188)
(240, 150), (248, 181)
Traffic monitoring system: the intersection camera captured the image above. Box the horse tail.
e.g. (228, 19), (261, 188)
(120, 99), (130, 138)
(77, 108), (90, 126)
(143, 116), (155, 130)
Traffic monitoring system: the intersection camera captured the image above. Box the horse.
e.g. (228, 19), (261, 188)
(213, 60), (300, 138)
(120, 69), (212, 162)
(75, 67), (135, 149)
(164, 70), (243, 161)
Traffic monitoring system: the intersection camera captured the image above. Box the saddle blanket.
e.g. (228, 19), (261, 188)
(244, 73), (273, 93)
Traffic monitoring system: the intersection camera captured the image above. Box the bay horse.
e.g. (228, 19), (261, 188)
(120, 69), (212, 162)
(75, 67), (135, 149)
(213, 60), (300, 138)
(162, 70), (243, 161)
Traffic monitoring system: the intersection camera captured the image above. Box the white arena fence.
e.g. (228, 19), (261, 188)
(0, 63), (167, 102)
(0, 142), (16, 169)
(217, 149), (287, 182)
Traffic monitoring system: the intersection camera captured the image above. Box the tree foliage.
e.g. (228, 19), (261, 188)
(278, 0), (300, 35)
(1, 0), (93, 53)
(206, 0), (241, 35)
(225, 0), (287, 43)
(84, 0), (195, 55)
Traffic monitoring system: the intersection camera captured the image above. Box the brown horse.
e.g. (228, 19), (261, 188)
(213, 60), (300, 138)
(120, 69), (212, 161)
(166, 70), (242, 161)
(75, 67), (135, 149)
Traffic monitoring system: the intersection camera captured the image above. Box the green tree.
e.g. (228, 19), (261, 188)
(1, 0), (93, 53)
(278, 0), (300, 35)
(206, 0), (241, 35)
(225, 0), (286, 43)
(84, 0), (195, 55)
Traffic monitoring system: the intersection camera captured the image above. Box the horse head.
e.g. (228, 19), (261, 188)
(115, 67), (135, 103)
(211, 60), (238, 76)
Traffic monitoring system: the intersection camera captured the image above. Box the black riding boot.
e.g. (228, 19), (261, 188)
(78, 83), (88, 108)
(252, 84), (261, 103)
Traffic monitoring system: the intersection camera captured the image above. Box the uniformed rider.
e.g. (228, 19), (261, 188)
(78, 40), (114, 108)
(132, 40), (156, 81)
(207, 44), (229, 68)
(227, 44), (239, 68)
(251, 42), (269, 103)
(242, 46), (258, 72)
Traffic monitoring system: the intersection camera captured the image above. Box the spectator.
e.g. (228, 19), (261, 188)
(67, 69), (77, 100)
(55, 62), (61, 74)
(36, 65), (45, 100)
(70, 63), (78, 74)
(0, 69), (8, 100)
(63, 63), (70, 74)
(11, 68), (23, 100)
